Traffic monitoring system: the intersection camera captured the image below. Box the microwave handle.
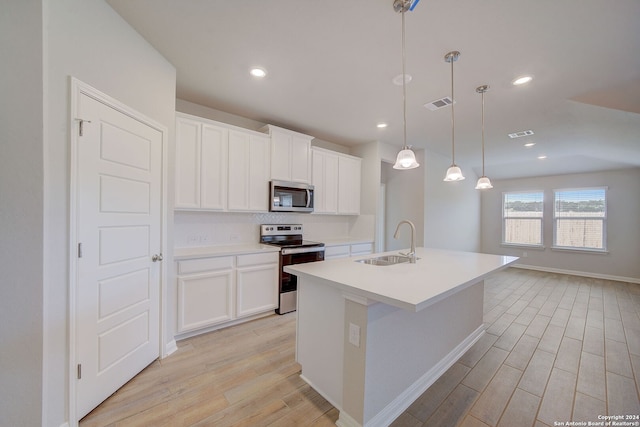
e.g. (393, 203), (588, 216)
(306, 189), (311, 208)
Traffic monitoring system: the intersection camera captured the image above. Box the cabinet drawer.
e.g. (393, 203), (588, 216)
(325, 245), (350, 258)
(178, 256), (234, 275)
(351, 243), (373, 255)
(237, 252), (279, 267)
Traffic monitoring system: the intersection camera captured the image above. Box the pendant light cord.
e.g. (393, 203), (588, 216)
(481, 89), (485, 176)
(450, 56), (455, 164)
(401, 8), (408, 150)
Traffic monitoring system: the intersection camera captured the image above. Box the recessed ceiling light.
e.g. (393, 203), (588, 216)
(537, 155), (547, 160)
(250, 67), (267, 78)
(513, 75), (533, 86)
(524, 142), (536, 147)
(377, 123), (388, 129)
(392, 74), (412, 86)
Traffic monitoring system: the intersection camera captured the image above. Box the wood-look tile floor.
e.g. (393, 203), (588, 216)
(81, 269), (640, 427)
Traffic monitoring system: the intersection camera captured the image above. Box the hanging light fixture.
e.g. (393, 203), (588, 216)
(475, 85), (493, 189)
(443, 51), (464, 181)
(392, 0), (419, 170)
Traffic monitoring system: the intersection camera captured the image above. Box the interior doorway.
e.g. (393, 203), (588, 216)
(69, 78), (167, 423)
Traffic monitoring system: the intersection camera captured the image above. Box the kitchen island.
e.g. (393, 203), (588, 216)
(284, 247), (517, 427)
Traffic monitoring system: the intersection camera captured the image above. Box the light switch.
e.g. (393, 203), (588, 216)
(349, 323), (360, 347)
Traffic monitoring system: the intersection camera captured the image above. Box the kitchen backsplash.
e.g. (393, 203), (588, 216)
(174, 212), (374, 247)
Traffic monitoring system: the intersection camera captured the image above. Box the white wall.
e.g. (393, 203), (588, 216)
(0, 2), (44, 426)
(481, 168), (640, 281)
(424, 151), (482, 252)
(382, 154), (425, 252)
(0, 1), (176, 425)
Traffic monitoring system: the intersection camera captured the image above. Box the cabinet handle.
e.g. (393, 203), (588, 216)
(152, 253), (164, 262)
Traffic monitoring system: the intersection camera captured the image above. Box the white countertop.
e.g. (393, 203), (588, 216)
(320, 237), (374, 247)
(285, 247), (518, 312)
(174, 244), (280, 260)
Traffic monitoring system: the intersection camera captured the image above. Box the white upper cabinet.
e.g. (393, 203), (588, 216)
(228, 130), (270, 211)
(312, 147), (361, 215)
(312, 148), (339, 214)
(338, 155), (361, 215)
(175, 117), (200, 208)
(175, 112), (270, 212)
(262, 125), (312, 184)
(175, 115), (228, 210)
(201, 124), (228, 210)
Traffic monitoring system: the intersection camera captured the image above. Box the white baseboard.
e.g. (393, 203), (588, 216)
(339, 325), (485, 427)
(164, 339), (178, 358)
(512, 263), (640, 284)
(336, 411), (361, 427)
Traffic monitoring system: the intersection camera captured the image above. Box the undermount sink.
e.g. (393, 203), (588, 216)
(356, 254), (419, 266)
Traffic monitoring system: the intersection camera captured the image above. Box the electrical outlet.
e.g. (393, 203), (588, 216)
(522, 251), (528, 258)
(187, 235), (200, 244)
(201, 235), (211, 244)
(349, 323), (360, 347)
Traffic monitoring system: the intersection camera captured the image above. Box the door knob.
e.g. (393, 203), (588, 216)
(152, 253), (163, 262)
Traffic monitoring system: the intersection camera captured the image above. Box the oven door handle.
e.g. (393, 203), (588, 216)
(281, 246), (325, 255)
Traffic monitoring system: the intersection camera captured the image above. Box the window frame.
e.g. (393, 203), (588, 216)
(552, 187), (608, 253)
(501, 190), (545, 248)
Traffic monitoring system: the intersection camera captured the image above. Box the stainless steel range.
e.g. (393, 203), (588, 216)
(260, 224), (325, 314)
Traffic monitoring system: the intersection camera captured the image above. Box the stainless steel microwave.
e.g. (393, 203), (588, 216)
(270, 180), (314, 213)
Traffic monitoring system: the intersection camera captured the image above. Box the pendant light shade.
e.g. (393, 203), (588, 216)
(394, 148), (419, 169)
(475, 85), (493, 190)
(392, 0), (420, 170)
(475, 176), (493, 189)
(443, 51), (464, 182)
(444, 165), (464, 181)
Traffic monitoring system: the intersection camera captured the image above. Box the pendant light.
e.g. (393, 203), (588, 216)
(392, 0), (419, 170)
(443, 51), (464, 181)
(475, 85), (493, 189)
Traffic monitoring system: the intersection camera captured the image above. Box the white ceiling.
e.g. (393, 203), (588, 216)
(107, 0), (640, 179)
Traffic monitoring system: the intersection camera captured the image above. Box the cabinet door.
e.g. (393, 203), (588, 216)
(338, 156), (361, 215)
(177, 269), (234, 332)
(201, 124), (228, 210)
(228, 131), (270, 212)
(175, 117), (201, 209)
(248, 134), (270, 211)
(290, 134), (311, 183)
(351, 243), (373, 256)
(228, 131), (251, 210)
(270, 129), (292, 181)
(270, 128), (311, 183)
(312, 150), (339, 214)
(324, 245), (350, 259)
(236, 263), (279, 317)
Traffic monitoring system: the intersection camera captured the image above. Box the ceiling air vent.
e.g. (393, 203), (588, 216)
(424, 97), (453, 111)
(508, 130), (534, 139)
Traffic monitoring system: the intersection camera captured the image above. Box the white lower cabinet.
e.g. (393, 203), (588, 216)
(236, 253), (279, 318)
(324, 245), (350, 260)
(177, 252), (279, 334)
(177, 256), (234, 332)
(324, 242), (374, 260)
(350, 243), (373, 256)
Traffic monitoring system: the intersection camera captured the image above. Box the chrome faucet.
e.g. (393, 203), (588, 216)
(393, 220), (417, 263)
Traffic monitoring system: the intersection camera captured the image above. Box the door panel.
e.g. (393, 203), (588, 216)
(76, 92), (161, 418)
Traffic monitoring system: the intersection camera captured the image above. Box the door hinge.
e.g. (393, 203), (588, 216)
(75, 118), (92, 137)
(77, 363), (82, 380)
(77, 242), (83, 258)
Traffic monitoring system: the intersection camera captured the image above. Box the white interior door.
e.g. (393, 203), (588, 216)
(75, 91), (162, 418)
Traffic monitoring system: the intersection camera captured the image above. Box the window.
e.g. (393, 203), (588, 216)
(502, 191), (544, 246)
(553, 187), (607, 251)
